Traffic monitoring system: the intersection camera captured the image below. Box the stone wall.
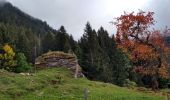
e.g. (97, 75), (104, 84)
(35, 51), (83, 78)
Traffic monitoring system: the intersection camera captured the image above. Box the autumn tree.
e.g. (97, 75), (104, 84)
(0, 44), (16, 71)
(114, 11), (169, 89)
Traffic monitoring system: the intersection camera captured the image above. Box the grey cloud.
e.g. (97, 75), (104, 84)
(143, 0), (170, 30)
(8, 0), (104, 40)
(6, 0), (170, 40)
(0, 0), (7, 6)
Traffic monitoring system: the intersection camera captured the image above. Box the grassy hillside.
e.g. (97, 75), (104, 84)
(0, 68), (166, 100)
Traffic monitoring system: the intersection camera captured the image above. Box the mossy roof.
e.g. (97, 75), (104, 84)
(36, 51), (76, 63)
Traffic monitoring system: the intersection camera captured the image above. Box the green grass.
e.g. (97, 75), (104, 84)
(0, 68), (166, 100)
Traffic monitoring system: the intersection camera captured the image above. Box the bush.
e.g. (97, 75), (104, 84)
(15, 53), (32, 73)
(123, 79), (137, 89)
(0, 44), (16, 72)
(159, 78), (170, 88)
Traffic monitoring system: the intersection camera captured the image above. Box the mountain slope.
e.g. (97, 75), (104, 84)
(0, 2), (56, 35)
(0, 2), (76, 62)
(0, 2), (56, 60)
(0, 68), (165, 100)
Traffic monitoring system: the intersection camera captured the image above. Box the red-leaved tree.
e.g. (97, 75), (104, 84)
(114, 11), (169, 90)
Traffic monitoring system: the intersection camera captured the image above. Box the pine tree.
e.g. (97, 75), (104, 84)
(97, 27), (116, 82)
(42, 32), (55, 53)
(97, 27), (117, 59)
(79, 23), (110, 80)
(0, 24), (11, 44)
(16, 32), (32, 62)
(55, 26), (71, 52)
(112, 49), (131, 86)
(69, 35), (77, 53)
(97, 27), (131, 85)
(63, 39), (72, 53)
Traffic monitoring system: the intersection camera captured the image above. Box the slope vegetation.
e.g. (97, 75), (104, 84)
(0, 68), (165, 100)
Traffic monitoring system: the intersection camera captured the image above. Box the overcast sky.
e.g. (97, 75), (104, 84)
(4, 0), (170, 40)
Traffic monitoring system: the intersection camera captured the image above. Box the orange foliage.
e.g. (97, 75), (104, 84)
(114, 11), (170, 79)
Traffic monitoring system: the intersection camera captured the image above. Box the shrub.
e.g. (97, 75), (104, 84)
(0, 44), (16, 72)
(15, 53), (32, 73)
(123, 79), (137, 89)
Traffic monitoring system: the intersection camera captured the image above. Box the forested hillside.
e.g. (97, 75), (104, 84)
(0, 1), (170, 91)
(0, 2), (76, 62)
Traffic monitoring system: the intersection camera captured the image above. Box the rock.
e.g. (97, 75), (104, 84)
(19, 73), (31, 76)
(35, 51), (84, 78)
(19, 73), (25, 75)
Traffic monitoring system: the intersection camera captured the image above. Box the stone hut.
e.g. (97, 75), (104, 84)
(35, 51), (83, 78)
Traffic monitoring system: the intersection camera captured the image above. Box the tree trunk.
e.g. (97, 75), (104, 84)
(151, 76), (159, 92)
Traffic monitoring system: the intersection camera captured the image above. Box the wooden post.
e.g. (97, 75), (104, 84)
(84, 88), (88, 100)
(74, 54), (78, 79)
(74, 64), (78, 79)
(167, 94), (170, 100)
(34, 45), (37, 74)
